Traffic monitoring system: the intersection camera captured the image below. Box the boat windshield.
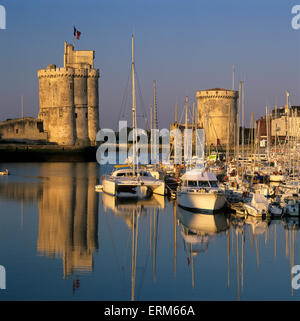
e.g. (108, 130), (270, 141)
(198, 181), (210, 187)
(184, 180), (219, 188)
(210, 181), (218, 187)
(188, 181), (198, 187)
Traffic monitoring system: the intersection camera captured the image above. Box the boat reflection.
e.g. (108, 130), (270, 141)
(177, 207), (229, 238)
(102, 192), (164, 300)
(177, 206), (229, 287)
(0, 163), (99, 292)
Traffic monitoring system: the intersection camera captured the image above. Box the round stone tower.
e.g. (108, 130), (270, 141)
(196, 88), (238, 148)
(74, 69), (90, 146)
(87, 69), (100, 146)
(38, 42), (100, 146)
(38, 64), (76, 145)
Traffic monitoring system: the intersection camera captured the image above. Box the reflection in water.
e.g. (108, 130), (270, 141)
(229, 213), (300, 300)
(37, 163), (99, 279)
(177, 206), (229, 288)
(0, 163), (99, 285)
(102, 193), (164, 301)
(1, 163), (300, 300)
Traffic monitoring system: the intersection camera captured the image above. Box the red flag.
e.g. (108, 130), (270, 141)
(73, 26), (81, 40)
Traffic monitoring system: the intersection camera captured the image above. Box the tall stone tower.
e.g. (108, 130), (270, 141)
(196, 88), (238, 148)
(38, 42), (100, 146)
(38, 65), (76, 145)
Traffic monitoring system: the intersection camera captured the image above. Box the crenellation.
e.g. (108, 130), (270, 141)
(36, 42), (100, 146)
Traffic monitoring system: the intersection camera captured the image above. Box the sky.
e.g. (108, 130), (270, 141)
(0, 0), (299, 129)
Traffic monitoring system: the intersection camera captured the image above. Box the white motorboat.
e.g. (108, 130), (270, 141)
(101, 167), (165, 198)
(243, 193), (269, 217)
(177, 167), (227, 213)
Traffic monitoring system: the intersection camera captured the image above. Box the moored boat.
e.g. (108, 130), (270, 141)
(177, 167), (227, 213)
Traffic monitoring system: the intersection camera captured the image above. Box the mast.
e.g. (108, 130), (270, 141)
(150, 105), (153, 130)
(237, 81), (241, 161)
(241, 81), (245, 166)
(250, 112), (254, 174)
(185, 96), (189, 129)
(153, 80), (158, 130)
(266, 105), (270, 163)
(131, 35), (137, 173)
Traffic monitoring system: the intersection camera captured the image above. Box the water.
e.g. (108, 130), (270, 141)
(0, 162), (299, 301)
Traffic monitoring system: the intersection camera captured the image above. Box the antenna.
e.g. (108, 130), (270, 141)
(232, 65), (235, 90)
(21, 95), (24, 118)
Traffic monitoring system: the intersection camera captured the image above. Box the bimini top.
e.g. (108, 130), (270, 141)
(181, 168), (218, 181)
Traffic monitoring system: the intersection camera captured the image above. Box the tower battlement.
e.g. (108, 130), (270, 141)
(38, 67), (75, 79)
(37, 42), (100, 146)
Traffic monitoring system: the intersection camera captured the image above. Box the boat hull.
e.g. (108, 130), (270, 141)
(177, 191), (226, 213)
(269, 175), (285, 182)
(102, 177), (165, 198)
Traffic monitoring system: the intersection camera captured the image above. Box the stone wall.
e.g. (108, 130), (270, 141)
(0, 117), (48, 143)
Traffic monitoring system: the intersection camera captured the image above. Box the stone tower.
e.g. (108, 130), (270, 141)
(38, 42), (100, 146)
(38, 65), (76, 145)
(196, 88), (238, 148)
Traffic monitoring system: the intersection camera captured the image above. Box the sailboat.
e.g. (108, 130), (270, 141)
(101, 35), (165, 198)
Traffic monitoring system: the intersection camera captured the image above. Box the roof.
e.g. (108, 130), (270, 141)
(203, 88), (231, 91)
(181, 168), (218, 181)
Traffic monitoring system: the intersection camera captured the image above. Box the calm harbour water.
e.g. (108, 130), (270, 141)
(0, 162), (300, 301)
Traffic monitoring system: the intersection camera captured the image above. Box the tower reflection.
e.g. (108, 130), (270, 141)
(0, 163), (99, 282)
(37, 163), (99, 278)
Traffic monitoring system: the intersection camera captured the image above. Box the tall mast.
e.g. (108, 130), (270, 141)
(266, 105), (269, 163)
(185, 96), (189, 129)
(131, 35), (137, 172)
(237, 81), (241, 161)
(150, 105), (153, 130)
(241, 81), (245, 164)
(153, 80), (158, 130)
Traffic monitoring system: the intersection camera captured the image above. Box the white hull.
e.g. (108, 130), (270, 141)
(177, 191), (226, 212)
(102, 177), (165, 198)
(269, 175), (285, 182)
(243, 203), (266, 217)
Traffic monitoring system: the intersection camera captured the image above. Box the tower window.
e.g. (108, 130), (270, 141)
(37, 122), (44, 132)
(75, 113), (77, 119)
(16, 129), (19, 134)
(86, 112), (88, 118)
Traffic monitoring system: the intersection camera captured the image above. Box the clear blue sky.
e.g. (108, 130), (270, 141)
(0, 0), (299, 129)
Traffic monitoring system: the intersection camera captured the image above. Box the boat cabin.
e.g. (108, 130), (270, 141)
(181, 170), (219, 189)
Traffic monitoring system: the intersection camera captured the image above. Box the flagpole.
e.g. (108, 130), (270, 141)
(73, 25), (75, 48)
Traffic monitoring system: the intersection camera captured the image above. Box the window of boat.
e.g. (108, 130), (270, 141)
(188, 181), (198, 187)
(198, 181), (210, 187)
(210, 181), (218, 187)
(116, 173), (126, 177)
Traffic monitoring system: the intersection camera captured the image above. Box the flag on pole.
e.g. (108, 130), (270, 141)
(73, 26), (81, 40)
